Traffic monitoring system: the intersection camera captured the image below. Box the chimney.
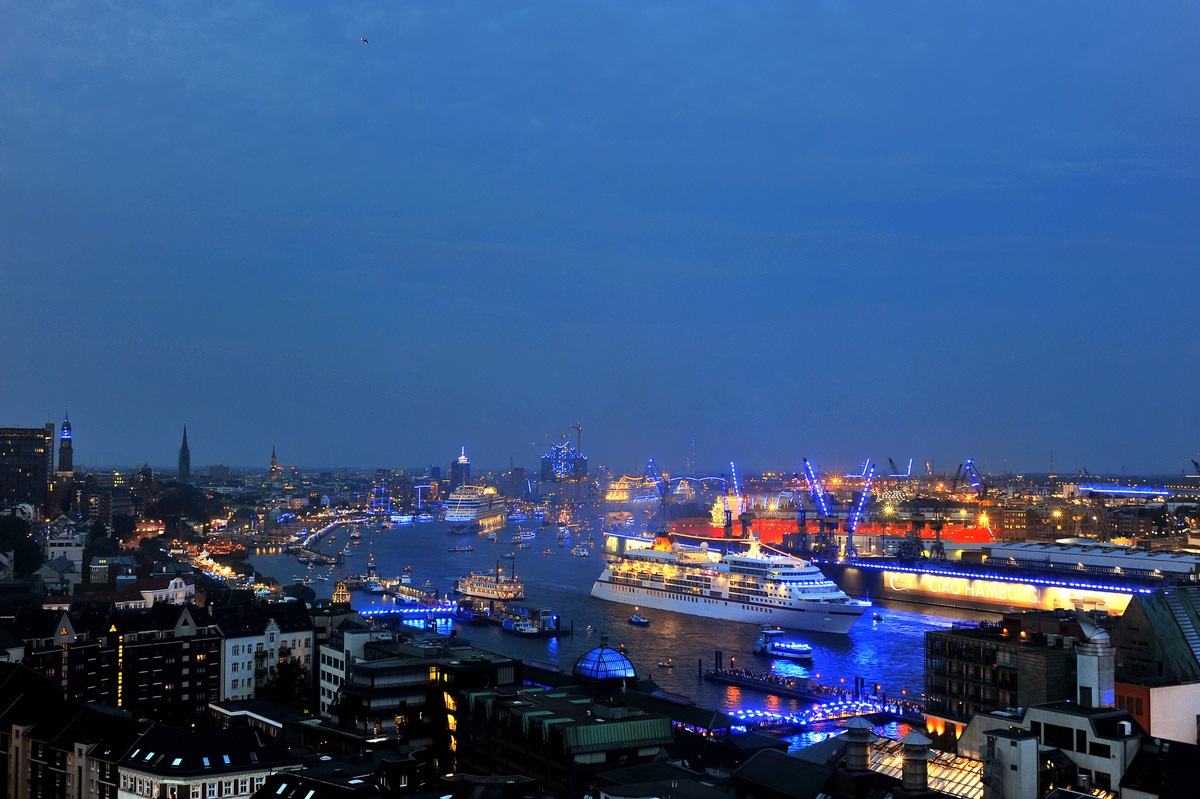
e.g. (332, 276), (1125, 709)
(842, 716), (877, 772)
(900, 730), (933, 793)
(1076, 620), (1115, 708)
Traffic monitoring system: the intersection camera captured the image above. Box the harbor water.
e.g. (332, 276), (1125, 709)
(251, 518), (997, 743)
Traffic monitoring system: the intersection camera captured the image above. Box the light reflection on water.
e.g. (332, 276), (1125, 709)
(253, 518), (995, 735)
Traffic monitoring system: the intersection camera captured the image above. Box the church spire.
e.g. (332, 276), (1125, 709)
(178, 425), (191, 481)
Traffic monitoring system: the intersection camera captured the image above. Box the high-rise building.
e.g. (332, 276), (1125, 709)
(449, 447), (471, 491)
(0, 423), (55, 518)
(178, 425), (191, 481)
(57, 412), (73, 476)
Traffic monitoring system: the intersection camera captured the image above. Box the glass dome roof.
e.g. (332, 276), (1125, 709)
(572, 645), (636, 681)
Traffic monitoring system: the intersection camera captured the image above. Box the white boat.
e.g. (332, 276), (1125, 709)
(591, 534), (870, 634)
(753, 628), (813, 662)
(455, 568), (525, 601)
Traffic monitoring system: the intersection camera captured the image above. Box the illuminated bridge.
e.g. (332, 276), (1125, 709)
(358, 602), (459, 622)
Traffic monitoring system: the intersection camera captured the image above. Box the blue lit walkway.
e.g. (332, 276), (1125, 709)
(729, 697), (924, 732)
(359, 602), (459, 621)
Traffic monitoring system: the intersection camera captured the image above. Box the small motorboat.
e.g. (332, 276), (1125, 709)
(657, 658), (674, 668)
(872, 613), (884, 622)
(628, 614), (650, 627)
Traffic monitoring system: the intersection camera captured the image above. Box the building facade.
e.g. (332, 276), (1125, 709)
(6, 603), (223, 719)
(0, 424), (55, 518)
(924, 618), (1078, 750)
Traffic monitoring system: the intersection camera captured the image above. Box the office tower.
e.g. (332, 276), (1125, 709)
(449, 447), (471, 491)
(0, 424), (55, 518)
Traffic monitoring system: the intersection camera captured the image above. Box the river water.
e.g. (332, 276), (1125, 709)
(251, 517), (996, 746)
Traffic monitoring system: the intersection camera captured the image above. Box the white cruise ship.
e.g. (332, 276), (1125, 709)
(591, 535), (871, 634)
(443, 485), (507, 533)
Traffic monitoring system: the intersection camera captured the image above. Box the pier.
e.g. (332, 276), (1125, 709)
(705, 667), (925, 727)
(456, 600), (572, 637)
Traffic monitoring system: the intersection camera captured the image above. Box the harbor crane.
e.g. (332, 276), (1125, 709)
(887, 457), (914, 478)
(643, 458), (673, 535)
(843, 461), (875, 559)
(802, 458), (840, 561)
(792, 473), (808, 553)
(729, 461), (756, 536)
(963, 458), (987, 499)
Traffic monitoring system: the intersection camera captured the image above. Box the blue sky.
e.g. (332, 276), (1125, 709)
(2, 2), (1197, 475)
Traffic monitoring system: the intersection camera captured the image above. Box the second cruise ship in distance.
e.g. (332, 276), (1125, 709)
(443, 485), (508, 534)
(591, 533), (871, 634)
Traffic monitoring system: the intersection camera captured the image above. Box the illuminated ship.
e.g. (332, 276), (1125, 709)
(602, 475), (661, 509)
(443, 485), (507, 533)
(591, 534), (871, 634)
(753, 628), (813, 662)
(454, 568), (525, 601)
(823, 541), (1200, 616)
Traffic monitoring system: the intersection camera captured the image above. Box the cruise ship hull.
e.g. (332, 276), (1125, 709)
(590, 577), (867, 634)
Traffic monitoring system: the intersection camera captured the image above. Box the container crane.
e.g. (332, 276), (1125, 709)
(802, 458), (839, 561)
(887, 457), (913, 478)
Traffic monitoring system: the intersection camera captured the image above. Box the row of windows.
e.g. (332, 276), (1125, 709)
(119, 774), (265, 798)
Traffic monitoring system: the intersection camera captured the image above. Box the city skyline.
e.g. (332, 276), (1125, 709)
(4, 4), (1198, 473)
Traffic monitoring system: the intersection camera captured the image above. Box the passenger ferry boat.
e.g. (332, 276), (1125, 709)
(454, 567), (526, 601)
(591, 534), (871, 634)
(753, 627), (813, 662)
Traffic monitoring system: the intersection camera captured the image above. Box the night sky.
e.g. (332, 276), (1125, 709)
(3, 3), (1197, 475)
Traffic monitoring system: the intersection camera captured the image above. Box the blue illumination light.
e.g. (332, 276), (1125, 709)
(803, 459), (832, 518)
(846, 464), (875, 533)
(1078, 484), (1170, 497)
(855, 560), (1156, 594)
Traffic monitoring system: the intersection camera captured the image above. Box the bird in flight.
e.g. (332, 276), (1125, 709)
(360, 37), (368, 44)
